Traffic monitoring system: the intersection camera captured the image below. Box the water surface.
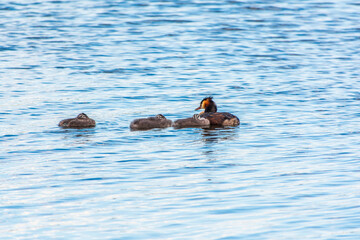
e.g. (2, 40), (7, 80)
(1, 0), (360, 239)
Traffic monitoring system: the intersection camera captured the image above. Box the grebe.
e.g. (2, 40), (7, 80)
(58, 113), (96, 128)
(130, 114), (172, 130)
(195, 97), (240, 126)
(173, 114), (210, 128)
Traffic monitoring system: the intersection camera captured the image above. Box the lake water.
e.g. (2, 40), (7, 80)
(1, 0), (360, 239)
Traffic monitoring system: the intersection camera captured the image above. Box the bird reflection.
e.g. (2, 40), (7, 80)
(200, 126), (238, 143)
(198, 126), (239, 161)
(60, 128), (96, 144)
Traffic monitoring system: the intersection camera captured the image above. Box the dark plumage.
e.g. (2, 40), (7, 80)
(130, 114), (172, 130)
(173, 114), (210, 128)
(58, 113), (96, 128)
(198, 112), (239, 126)
(195, 97), (240, 126)
(195, 96), (218, 113)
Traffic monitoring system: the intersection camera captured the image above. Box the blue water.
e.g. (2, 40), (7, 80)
(1, 0), (360, 239)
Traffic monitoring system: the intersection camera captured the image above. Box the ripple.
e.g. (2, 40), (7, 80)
(1, 0), (360, 239)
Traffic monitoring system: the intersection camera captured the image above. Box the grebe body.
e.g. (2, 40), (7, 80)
(59, 113), (96, 128)
(195, 97), (239, 126)
(173, 114), (210, 128)
(130, 114), (172, 130)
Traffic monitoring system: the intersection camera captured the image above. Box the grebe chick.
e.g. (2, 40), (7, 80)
(58, 113), (96, 128)
(195, 97), (240, 126)
(173, 114), (210, 128)
(130, 114), (172, 130)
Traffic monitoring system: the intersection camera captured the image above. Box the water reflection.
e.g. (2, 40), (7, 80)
(200, 126), (239, 143)
(59, 128), (96, 144)
(199, 126), (240, 161)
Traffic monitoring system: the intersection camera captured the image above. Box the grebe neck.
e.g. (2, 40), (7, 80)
(205, 103), (217, 112)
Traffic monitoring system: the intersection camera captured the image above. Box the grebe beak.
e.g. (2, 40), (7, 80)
(195, 106), (201, 110)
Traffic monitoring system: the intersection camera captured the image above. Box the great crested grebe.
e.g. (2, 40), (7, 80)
(195, 97), (240, 126)
(173, 114), (210, 128)
(130, 114), (172, 130)
(58, 113), (96, 128)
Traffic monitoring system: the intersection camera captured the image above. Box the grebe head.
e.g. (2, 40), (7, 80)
(193, 114), (204, 120)
(155, 114), (166, 120)
(77, 113), (89, 119)
(195, 97), (217, 113)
